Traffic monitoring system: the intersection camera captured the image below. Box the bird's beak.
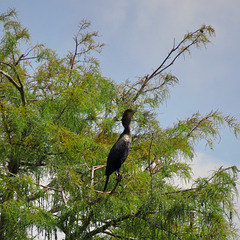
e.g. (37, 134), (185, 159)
(130, 110), (137, 117)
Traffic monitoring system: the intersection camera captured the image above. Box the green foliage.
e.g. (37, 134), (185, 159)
(0, 9), (239, 240)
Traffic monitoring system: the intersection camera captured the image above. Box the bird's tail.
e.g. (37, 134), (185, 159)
(103, 175), (109, 192)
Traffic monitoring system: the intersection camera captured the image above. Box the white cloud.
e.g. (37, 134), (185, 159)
(191, 151), (223, 178)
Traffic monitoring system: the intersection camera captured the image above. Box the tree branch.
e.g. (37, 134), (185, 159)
(84, 212), (137, 239)
(89, 166), (121, 205)
(148, 133), (154, 196)
(132, 27), (213, 103)
(84, 203), (157, 239)
(0, 70), (21, 89)
(186, 112), (212, 138)
(0, 70), (26, 106)
(104, 230), (138, 240)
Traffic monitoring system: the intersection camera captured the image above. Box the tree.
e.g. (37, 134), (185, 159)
(0, 9), (239, 240)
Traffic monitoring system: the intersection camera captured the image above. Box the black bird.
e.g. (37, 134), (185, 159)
(103, 109), (136, 192)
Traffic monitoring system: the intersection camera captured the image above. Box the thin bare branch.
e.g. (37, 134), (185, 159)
(84, 212), (137, 238)
(0, 69), (21, 89)
(82, 156), (91, 171)
(0, 69), (26, 106)
(132, 27), (214, 103)
(104, 230), (138, 240)
(186, 112), (212, 138)
(60, 188), (68, 207)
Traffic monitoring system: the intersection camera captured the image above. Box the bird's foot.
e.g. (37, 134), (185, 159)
(115, 172), (122, 182)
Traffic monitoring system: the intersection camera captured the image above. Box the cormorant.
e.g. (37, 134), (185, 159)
(103, 109), (136, 192)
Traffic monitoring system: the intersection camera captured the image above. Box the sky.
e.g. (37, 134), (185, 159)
(2, 0), (240, 229)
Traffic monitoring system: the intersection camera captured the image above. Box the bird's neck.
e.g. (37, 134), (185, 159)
(123, 125), (132, 135)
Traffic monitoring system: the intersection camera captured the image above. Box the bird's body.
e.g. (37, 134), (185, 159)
(103, 109), (136, 191)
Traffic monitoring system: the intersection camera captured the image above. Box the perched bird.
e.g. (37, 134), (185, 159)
(103, 109), (136, 192)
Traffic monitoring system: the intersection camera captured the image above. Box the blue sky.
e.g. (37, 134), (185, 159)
(2, 0), (240, 212)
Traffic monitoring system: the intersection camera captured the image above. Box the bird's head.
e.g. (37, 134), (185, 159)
(122, 109), (136, 128)
(124, 109), (136, 117)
